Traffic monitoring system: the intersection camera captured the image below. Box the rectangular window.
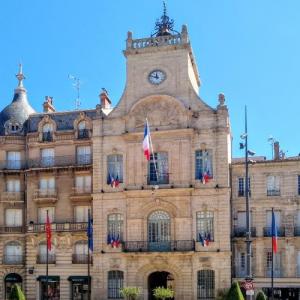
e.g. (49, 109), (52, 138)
(41, 148), (54, 167)
(6, 179), (20, 192)
(297, 251), (300, 276)
(196, 211), (214, 241)
(298, 175), (300, 196)
(267, 175), (280, 196)
(148, 152), (169, 184)
(197, 270), (215, 299)
(195, 150), (213, 180)
(266, 251), (281, 277)
(238, 177), (251, 197)
(38, 207), (55, 223)
(108, 214), (123, 241)
(77, 146), (91, 165)
(74, 206), (90, 222)
(108, 271), (123, 299)
(39, 177), (55, 190)
(265, 211), (282, 236)
(5, 209), (22, 226)
(107, 155), (123, 183)
(235, 252), (246, 277)
(75, 175), (91, 193)
(7, 151), (21, 169)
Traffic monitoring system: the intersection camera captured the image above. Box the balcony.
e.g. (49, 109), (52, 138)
(72, 254), (92, 264)
(3, 255), (24, 265)
(33, 189), (57, 204)
(147, 173), (169, 185)
(0, 192), (24, 203)
(294, 226), (300, 236)
(233, 227), (257, 237)
(0, 160), (25, 170)
(28, 222), (88, 233)
(123, 240), (195, 252)
(263, 226), (285, 237)
(37, 254), (56, 264)
(42, 132), (53, 142)
(78, 129), (90, 139)
(0, 226), (24, 234)
(70, 187), (92, 202)
(27, 154), (92, 169)
(267, 189), (280, 196)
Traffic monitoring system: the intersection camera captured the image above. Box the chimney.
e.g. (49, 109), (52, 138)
(99, 89), (111, 109)
(43, 96), (55, 113)
(274, 141), (280, 160)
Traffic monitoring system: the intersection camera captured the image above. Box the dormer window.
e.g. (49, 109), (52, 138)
(78, 121), (89, 139)
(42, 123), (53, 142)
(4, 120), (22, 135)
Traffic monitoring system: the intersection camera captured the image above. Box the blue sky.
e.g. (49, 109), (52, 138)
(0, 0), (299, 158)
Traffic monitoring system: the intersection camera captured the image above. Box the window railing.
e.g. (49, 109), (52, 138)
(267, 189), (280, 196)
(147, 172), (169, 185)
(29, 222), (88, 233)
(234, 267), (247, 278)
(123, 240), (195, 252)
(0, 160), (24, 170)
(294, 226), (300, 236)
(3, 255), (24, 265)
(37, 254), (56, 264)
(238, 190), (251, 197)
(0, 192), (24, 202)
(41, 156), (55, 167)
(77, 154), (92, 165)
(42, 132), (53, 142)
(78, 129), (90, 139)
(266, 268), (282, 278)
(263, 226), (285, 237)
(0, 226), (24, 233)
(34, 189), (57, 199)
(72, 254), (92, 264)
(233, 226), (256, 237)
(72, 186), (92, 195)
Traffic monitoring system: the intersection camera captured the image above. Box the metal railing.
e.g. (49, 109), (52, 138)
(267, 189), (280, 196)
(33, 189), (57, 199)
(0, 192), (24, 202)
(0, 160), (25, 170)
(72, 186), (92, 195)
(3, 255), (24, 265)
(0, 226), (24, 233)
(72, 254), (92, 264)
(147, 172), (169, 185)
(37, 254), (56, 264)
(233, 227), (256, 237)
(28, 154), (92, 168)
(294, 226), (300, 236)
(78, 129), (90, 139)
(263, 226), (285, 237)
(123, 240), (195, 252)
(29, 222), (88, 233)
(42, 132), (53, 142)
(266, 268), (282, 278)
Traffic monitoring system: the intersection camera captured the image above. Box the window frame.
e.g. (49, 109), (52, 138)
(108, 270), (124, 299)
(107, 154), (124, 183)
(197, 270), (215, 299)
(107, 214), (124, 242)
(196, 211), (214, 241)
(148, 152), (169, 185)
(195, 149), (213, 181)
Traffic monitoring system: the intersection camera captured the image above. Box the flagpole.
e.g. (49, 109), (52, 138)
(88, 209), (91, 300)
(271, 207), (274, 300)
(146, 118), (159, 182)
(46, 210), (49, 300)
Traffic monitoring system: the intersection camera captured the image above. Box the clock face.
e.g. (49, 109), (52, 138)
(148, 70), (166, 85)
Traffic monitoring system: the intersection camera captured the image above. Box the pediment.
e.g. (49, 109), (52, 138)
(128, 95), (188, 129)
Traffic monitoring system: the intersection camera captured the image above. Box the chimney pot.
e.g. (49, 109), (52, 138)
(274, 141), (280, 160)
(99, 90), (111, 109)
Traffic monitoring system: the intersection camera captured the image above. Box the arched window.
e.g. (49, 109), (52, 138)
(108, 270), (123, 299)
(107, 214), (123, 245)
(4, 241), (22, 264)
(5, 273), (22, 299)
(73, 241), (89, 264)
(42, 123), (53, 142)
(38, 242), (55, 264)
(148, 211), (170, 251)
(197, 270), (215, 299)
(78, 121), (86, 130)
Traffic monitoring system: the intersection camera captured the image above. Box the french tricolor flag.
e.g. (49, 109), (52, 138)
(143, 121), (150, 161)
(272, 210), (278, 253)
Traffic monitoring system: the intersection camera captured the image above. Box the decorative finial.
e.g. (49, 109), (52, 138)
(16, 64), (25, 88)
(152, 1), (178, 37)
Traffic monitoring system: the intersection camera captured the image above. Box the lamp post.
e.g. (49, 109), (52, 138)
(240, 106), (255, 299)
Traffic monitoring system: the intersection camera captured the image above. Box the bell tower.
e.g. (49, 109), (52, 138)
(122, 3), (201, 108)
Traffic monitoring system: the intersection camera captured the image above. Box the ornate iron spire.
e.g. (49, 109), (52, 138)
(16, 63), (25, 88)
(152, 1), (178, 37)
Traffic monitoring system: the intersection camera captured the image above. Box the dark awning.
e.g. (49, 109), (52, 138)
(68, 276), (90, 283)
(37, 276), (60, 282)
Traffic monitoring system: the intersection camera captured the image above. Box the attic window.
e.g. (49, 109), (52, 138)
(6, 122), (22, 134)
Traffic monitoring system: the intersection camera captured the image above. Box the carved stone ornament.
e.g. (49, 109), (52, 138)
(131, 97), (185, 128)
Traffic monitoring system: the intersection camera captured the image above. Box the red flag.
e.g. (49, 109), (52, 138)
(46, 212), (52, 251)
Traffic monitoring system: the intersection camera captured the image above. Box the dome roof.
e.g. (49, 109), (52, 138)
(0, 65), (35, 135)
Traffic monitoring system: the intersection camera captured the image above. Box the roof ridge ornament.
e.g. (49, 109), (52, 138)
(152, 1), (179, 37)
(16, 63), (26, 89)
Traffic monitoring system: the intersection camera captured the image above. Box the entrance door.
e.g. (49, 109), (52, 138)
(5, 273), (22, 300)
(148, 211), (170, 251)
(148, 272), (174, 300)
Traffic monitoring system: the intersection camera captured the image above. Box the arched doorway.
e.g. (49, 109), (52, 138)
(148, 271), (174, 300)
(148, 211), (171, 251)
(5, 273), (22, 300)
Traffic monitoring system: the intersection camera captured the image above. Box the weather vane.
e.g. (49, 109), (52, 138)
(68, 74), (81, 110)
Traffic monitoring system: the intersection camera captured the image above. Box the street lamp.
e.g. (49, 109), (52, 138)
(240, 106), (256, 299)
